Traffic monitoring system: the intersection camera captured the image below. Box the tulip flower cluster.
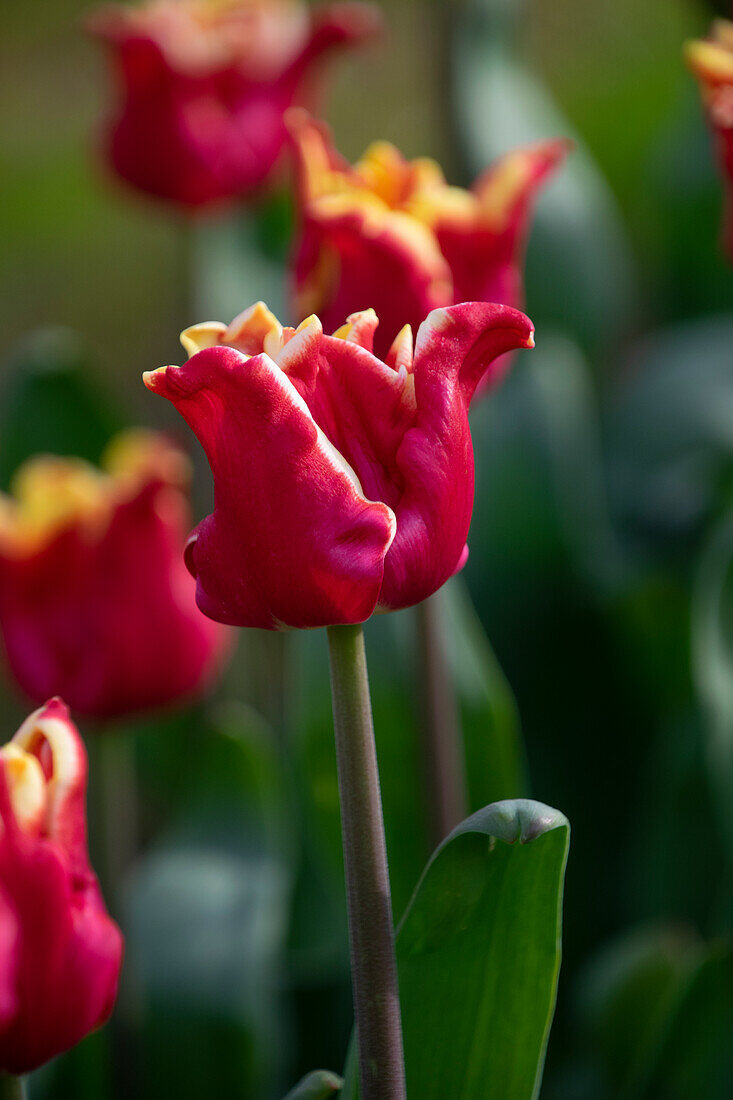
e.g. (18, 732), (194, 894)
(0, 429), (229, 719)
(0, 700), (122, 1073)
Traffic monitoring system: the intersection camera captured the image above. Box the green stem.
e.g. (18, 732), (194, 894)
(0, 1075), (25, 1100)
(415, 593), (468, 848)
(326, 624), (406, 1100)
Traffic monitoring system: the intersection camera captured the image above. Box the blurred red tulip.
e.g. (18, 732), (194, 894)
(288, 112), (568, 386)
(144, 299), (534, 629)
(686, 19), (733, 256)
(88, 0), (382, 209)
(0, 698), (122, 1073)
(0, 430), (230, 719)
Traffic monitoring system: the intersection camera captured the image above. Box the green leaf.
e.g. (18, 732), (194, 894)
(0, 328), (122, 487)
(343, 799), (570, 1099)
(283, 1070), (343, 1099)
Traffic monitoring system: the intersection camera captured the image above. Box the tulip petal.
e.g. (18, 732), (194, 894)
(435, 139), (571, 308)
(13, 699), (88, 876)
(145, 346), (396, 629)
(379, 303), (534, 610)
(272, 317), (416, 507)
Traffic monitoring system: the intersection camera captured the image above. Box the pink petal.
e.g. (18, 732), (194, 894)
(379, 303), (534, 610)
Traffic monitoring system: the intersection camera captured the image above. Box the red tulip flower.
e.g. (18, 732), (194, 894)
(0, 431), (230, 720)
(686, 20), (733, 255)
(0, 698), (123, 1073)
(288, 112), (567, 376)
(143, 299), (535, 630)
(88, 0), (381, 209)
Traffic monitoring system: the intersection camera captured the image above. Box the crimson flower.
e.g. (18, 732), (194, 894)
(88, 0), (381, 209)
(0, 699), (123, 1073)
(288, 112), (567, 376)
(0, 430), (230, 719)
(143, 300), (534, 630)
(686, 20), (733, 255)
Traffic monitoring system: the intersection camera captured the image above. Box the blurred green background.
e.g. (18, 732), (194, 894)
(2, 0), (733, 1097)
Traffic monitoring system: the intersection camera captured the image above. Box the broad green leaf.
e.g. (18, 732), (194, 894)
(283, 1070), (342, 1099)
(0, 328), (121, 486)
(343, 799), (570, 1099)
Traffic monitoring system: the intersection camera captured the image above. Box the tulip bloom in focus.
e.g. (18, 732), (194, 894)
(144, 299), (534, 630)
(89, 0), (381, 209)
(0, 699), (122, 1073)
(685, 20), (733, 255)
(288, 112), (567, 370)
(0, 430), (229, 719)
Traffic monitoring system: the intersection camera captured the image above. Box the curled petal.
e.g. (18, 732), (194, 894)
(414, 301), (535, 406)
(145, 347), (396, 629)
(435, 139), (572, 308)
(12, 699), (87, 875)
(379, 303), (534, 610)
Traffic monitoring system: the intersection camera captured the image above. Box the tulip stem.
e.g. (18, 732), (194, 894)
(416, 592), (468, 848)
(0, 1076), (25, 1099)
(326, 624), (406, 1100)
